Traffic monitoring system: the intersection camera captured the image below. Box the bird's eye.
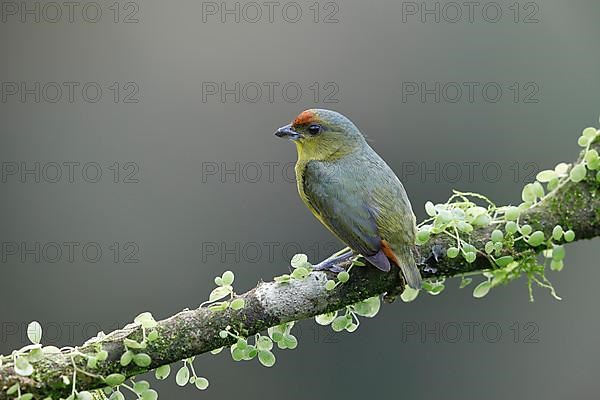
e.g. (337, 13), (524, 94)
(307, 124), (322, 135)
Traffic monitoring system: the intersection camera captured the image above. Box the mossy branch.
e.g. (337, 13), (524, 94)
(1, 137), (599, 400)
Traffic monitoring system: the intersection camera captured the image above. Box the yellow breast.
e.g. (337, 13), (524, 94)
(294, 158), (326, 225)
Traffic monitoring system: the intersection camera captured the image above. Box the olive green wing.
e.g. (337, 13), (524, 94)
(302, 161), (392, 271)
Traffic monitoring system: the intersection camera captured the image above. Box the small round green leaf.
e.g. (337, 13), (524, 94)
(459, 277), (473, 289)
(14, 357), (33, 377)
(416, 229), (430, 243)
(522, 184), (537, 203)
(120, 350), (133, 366)
(552, 245), (565, 261)
(134, 312), (157, 329)
(282, 335), (298, 349)
(258, 350), (276, 367)
(209, 286), (231, 302)
(133, 353), (152, 367)
(425, 201), (436, 216)
(582, 127), (598, 139)
(331, 316), (350, 332)
(290, 254), (309, 268)
(155, 365), (171, 380)
(109, 391), (125, 400)
(495, 256), (514, 268)
(291, 267), (309, 280)
(236, 338), (247, 350)
(175, 366), (190, 386)
(221, 270), (235, 286)
(550, 260), (564, 271)
(536, 170), (557, 183)
(400, 286), (419, 302)
(6, 384), (19, 395)
(337, 271), (350, 283)
(578, 136), (590, 147)
(570, 164), (587, 182)
(504, 206), (521, 221)
(352, 296), (380, 317)
(447, 247), (459, 258)
(133, 381), (150, 394)
(231, 346), (245, 361)
(86, 356), (98, 369)
(147, 330), (159, 342)
(564, 230), (575, 242)
(141, 389), (158, 400)
(491, 230), (503, 243)
(505, 221), (518, 234)
(315, 312), (337, 326)
(230, 298), (245, 310)
(473, 281), (492, 298)
(95, 350), (108, 361)
(464, 252), (476, 263)
(105, 374), (126, 387)
(552, 225), (563, 240)
(257, 336), (273, 351)
(457, 221), (474, 233)
(194, 377), (209, 390)
(27, 321), (42, 344)
(527, 231), (545, 247)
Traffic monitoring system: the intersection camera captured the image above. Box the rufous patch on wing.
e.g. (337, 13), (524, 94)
(293, 110), (317, 127)
(380, 240), (400, 267)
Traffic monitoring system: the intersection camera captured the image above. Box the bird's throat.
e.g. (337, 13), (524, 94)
(294, 139), (356, 164)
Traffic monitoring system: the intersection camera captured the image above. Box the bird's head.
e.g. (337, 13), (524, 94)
(275, 109), (365, 161)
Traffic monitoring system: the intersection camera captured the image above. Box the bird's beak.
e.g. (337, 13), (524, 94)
(274, 124), (302, 141)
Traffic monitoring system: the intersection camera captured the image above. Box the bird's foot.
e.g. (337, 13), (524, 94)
(418, 244), (444, 274)
(312, 249), (355, 273)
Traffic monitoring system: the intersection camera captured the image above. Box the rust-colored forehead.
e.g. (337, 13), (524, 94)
(292, 110), (318, 126)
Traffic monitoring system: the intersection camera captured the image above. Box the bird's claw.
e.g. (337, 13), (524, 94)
(431, 244), (444, 262)
(418, 244), (443, 274)
(312, 249), (355, 273)
(313, 259), (345, 273)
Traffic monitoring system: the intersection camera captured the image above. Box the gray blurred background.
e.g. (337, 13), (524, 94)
(1, 0), (599, 398)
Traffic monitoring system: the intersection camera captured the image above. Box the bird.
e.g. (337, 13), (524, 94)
(274, 109), (422, 289)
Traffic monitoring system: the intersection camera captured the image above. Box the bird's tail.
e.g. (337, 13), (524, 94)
(395, 245), (422, 290)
